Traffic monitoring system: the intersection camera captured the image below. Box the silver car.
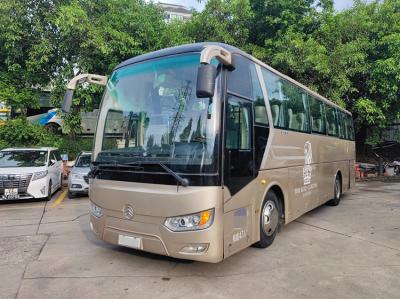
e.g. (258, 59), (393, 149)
(68, 152), (91, 198)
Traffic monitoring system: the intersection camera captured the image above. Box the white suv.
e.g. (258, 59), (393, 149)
(0, 147), (63, 201)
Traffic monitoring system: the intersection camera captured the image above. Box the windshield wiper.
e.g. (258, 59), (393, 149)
(90, 161), (189, 187)
(89, 162), (144, 177)
(158, 163), (189, 187)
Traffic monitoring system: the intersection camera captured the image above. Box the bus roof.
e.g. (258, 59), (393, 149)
(115, 42), (351, 115)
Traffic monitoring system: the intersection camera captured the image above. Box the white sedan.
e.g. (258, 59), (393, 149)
(0, 147), (63, 201)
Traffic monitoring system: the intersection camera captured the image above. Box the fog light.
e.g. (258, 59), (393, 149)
(90, 202), (103, 218)
(179, 244), (209, 255)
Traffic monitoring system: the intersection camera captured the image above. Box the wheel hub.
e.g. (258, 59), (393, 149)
(262, 200), (279, 236)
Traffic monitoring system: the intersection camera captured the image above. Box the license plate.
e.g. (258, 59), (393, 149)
(4, 188), (19, 200)
(118, 234), (142, 249)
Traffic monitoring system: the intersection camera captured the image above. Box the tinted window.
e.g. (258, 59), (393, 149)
(76, 155), (91, 167)
(227, 55), (252, 98)
(310, 96), (326, 134)
(345, 114), (355, 140)
(286, 88), (310, 132)
(228, 56), (268, 125)
(325, 105), (338, 136)
(50, 151), (58, 163)
(0, 151), (48, 167)
(250, 65), (268, 125)
(226, 97), (251, 150)
(54, 150), (62, 161)
(262, 69), (284, 127)
(337, 109), (345, 139)
(262, 69), (310, 132)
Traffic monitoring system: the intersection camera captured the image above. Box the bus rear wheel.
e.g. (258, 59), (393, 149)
(327, 175), (341, 206)
(254, 190), (282, 248)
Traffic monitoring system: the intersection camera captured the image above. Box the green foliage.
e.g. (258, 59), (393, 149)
(0, 118), (92, 159)
(1, 0), (400, 150)
(0, 118), (59, 148)
(0, 0), (61, 111)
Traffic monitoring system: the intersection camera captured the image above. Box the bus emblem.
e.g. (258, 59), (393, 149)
(303, 141), (312, 185)
(122, 204), (135, 220)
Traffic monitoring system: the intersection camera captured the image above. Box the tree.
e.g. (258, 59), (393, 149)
(0, 0), (64, 112)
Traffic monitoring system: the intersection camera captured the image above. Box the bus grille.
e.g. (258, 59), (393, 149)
(0, 174), (33, 194)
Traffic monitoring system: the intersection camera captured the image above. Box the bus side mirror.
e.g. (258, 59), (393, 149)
(62, 89), (74, 113)
(196, 64), (217, 98)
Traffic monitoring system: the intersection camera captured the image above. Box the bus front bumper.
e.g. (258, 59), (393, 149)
(88, 182), (224, 263)
(90, 210), (223, 263)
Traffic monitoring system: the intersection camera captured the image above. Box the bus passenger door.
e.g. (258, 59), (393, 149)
(223, 95), (254, 256)
(224, 95), (254, 195)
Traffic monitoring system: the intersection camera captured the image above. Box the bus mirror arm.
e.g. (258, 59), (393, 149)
(196, 46), (233, 98)
(62, 74), (108, 113)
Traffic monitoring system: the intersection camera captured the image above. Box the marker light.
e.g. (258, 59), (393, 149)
(164, 209), (215, 232)
(90, 202), (103, 218)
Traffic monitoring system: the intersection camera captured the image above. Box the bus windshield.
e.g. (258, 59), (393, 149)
(97, 54), (220, 174)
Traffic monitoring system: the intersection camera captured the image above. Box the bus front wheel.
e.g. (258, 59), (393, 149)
(254, 190), (282, 248)
(327, 175), (341, 206)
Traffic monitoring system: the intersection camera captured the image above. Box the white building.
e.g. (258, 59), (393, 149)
(159, 2), (192, 22)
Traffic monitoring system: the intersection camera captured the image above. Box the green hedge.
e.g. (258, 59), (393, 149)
(0, 118), (93, 160)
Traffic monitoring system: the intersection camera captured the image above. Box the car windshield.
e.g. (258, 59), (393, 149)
(76, 155), (91, 167)
(97, 53), (220, 174)
(0, 151), (48, 167)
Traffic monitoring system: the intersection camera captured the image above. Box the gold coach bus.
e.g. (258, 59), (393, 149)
(62, 43), (355, 263)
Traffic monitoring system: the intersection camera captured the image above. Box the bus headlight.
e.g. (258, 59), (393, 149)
(90, 202), (103, 218)
(164, 209), (214, 232)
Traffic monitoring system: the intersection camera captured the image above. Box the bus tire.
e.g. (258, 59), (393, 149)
(327, 175), (341, 206)
(254, 190), (281, 248)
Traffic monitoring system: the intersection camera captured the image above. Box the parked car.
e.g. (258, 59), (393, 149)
(0, 147), (63, 201)
(68, 152), (91, 198)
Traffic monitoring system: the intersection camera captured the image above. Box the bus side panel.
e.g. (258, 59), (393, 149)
(223, 205), (252, 258)
(223, 168), (289, 257)
(349, 159), (355, 189)
(288, 164), (319, 220)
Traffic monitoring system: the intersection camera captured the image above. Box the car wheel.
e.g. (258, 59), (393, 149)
(327, 175), (341, 206)
(254, 190), (282, 248)
(68, 191), (76, 199)
(46, 180), (52, 201)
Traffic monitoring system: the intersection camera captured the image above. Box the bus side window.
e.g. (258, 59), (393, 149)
(262, 69), (286, 128)
(249, 64), (268, 125)
(337, 109), (345, 139)
(262, 69), (310, 132)
(325, 105), (338, 136)
(226, 99), (251, 150)
(310, 96), (326, 134)
(346, 114), (355, 140)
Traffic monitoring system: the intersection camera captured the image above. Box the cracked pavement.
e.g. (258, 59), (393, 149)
(0, 182), (399, 299)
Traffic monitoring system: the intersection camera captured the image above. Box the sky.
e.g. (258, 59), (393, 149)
(151, 0), (356, 12)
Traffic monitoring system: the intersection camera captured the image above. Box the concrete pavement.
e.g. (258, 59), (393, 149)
(0, 182), (399, 299)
